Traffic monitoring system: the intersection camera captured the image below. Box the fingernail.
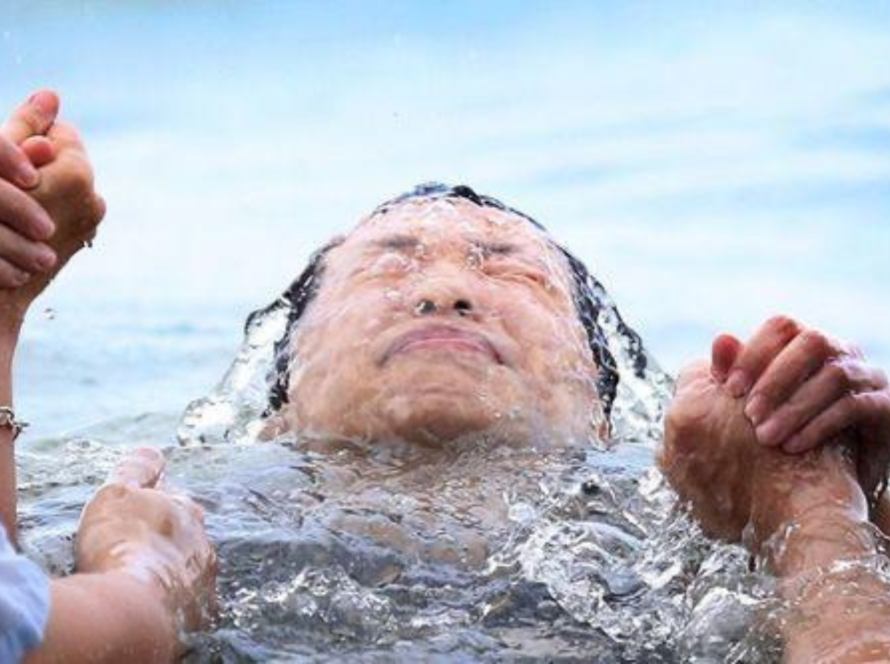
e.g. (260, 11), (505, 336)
(744, 395), (769, 426)
(756, 419), (781, 446)
(725, 370), (750, 398)
(34, 247), (56, 271)
(27, 91), (55, 116)
(35, 214), (55, 238)
(15, 162), (39, 189)
(12, 269), (30, 286)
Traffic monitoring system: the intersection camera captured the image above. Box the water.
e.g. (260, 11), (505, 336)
(18, 408), (785, 661)
(1, 2), (889, 661)
(17, 249), (786, 662)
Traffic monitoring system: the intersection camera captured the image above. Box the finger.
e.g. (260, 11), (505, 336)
(782, 392), (881, 454)
(0, 224), (56, 273)
(169, 491), (206, 523)
(20, 136), (55, 168)
(745, 329), (849, 426)
(711, 333), (743, 382)
(0, 134), (39, 189)
(0, 256), (31, 288)
(0, 179), (54, 240)
(107, 447), (166, 488)
(755, 359), (886, 447)
(726, 315), (804, 398)
(45, 120), (85, 154)
(1, 89), (60, 145)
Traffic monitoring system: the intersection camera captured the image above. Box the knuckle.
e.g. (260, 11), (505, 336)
(800, 329), (832, 357)
(825, 360), (853, 390)
(846, 392), (868, 419)
(16, 108), (42, 134)
(0, 264), (25, 287)
(765, 315), (803, 341)
(94, 483), (134, 503)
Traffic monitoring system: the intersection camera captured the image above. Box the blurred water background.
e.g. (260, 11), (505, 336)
(1, 1), (888, 439)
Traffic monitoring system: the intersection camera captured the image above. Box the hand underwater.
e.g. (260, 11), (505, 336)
(76, 448), (217, 635)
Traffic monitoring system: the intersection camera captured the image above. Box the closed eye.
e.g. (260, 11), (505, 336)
(375, 234), (421, 252)
(482, 258), (551, 289)
(472, 240), (517, 258)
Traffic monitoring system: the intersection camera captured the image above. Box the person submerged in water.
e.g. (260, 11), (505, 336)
(2, 89), (890, 661)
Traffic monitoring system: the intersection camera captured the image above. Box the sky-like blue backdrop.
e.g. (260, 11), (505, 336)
(1, 1), (888, 437)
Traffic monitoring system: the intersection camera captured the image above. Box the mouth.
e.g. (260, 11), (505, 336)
(381, 324), (504, 365)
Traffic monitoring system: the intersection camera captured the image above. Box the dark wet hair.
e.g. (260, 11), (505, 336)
(248, 183), (648, 420)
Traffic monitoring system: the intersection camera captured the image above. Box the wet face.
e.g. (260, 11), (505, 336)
(272, 197), (603, 448)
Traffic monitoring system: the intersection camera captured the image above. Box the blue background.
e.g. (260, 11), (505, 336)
(0, 1), (887, 438)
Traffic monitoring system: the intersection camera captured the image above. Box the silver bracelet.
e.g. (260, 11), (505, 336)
(0, 406), (28, 441)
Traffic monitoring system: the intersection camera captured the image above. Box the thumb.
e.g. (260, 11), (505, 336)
(1, 89), (60, 145)
(107, 447), (166, 488)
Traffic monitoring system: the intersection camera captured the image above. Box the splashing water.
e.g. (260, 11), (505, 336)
(165, 196), (778, 661)
(17, 184), (855, 662)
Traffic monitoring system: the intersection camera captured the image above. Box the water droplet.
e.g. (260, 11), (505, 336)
(465, 246), (484, 270)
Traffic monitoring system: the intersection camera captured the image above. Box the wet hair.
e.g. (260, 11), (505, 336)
(249, 183), (648, 420)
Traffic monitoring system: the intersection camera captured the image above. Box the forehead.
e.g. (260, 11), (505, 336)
(343, 197), (559, 255)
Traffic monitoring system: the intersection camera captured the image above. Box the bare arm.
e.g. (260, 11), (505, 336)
(0, 91), (63, 537)
(25, 448), (216, 663)
(660, 351), (890, 663)
(749, 446), (890, 663)
(0, 91), (215, 660)
(28, 573), (176, 664)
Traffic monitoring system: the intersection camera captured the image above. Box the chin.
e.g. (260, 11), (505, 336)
(374, 389), (517, 446)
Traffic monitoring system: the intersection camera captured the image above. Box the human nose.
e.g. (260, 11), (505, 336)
(414, 296), (474, 318)
(412, 279), (478, 320)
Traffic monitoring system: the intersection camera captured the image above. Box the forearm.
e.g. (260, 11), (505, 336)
(26, 571), (178, 664)
(777, 516), (890, 664)
(754, 451), (890, 663)
(0, 327), (21, 540)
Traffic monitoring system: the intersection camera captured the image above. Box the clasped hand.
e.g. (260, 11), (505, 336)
(660, 316), (890, 550)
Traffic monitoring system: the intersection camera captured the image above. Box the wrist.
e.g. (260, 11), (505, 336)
(760, 507), (875, 578)
(0, 299), (26, 341)
(47, 570), (180, 662)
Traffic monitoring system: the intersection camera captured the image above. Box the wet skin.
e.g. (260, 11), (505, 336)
(4, 87), (890, 660)
(660, 347), (890, 664)
(268, 197), (604, 449)
(0, 92), (216, 663)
